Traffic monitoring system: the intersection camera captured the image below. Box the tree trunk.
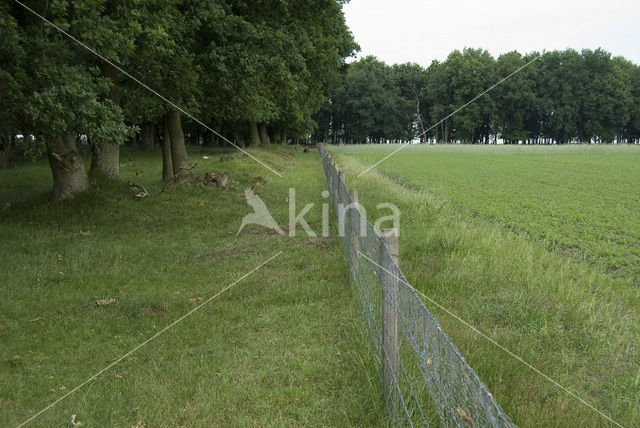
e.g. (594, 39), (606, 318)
(443, 121), (449, 143)
(416, 101), (426, 142)
(203, 130), (216, 147)
(140, 123), (155, 151)
(90, 62), (121, 179)
(259, 124), (271, 144)
(272, 131), (282, 145)
(166, 110), (189, 178)
(281, 133), (287, 145)
(90, 140), (119, 179)
(48, 132), (89, 202)
(249, 121), (261, 146)
(161, 114), (174, 180)
(232, 129), (246, 147)
(0, 133), (12, 169)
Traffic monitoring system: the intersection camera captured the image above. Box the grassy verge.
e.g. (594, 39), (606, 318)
(0, 146), (385, 427)
(328, 147), (640, 427)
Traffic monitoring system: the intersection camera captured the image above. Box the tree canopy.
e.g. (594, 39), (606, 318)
(317, 49), (640, 145)
(1, 0), (357, 200)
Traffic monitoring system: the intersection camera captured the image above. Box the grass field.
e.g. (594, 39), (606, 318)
(2, 143), (639, 427)
(0, 146), (385, 427)
(329, 144), (640, 427)
(335, 144), (640, 284)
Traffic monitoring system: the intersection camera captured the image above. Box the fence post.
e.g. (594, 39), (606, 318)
(350, 189), (358, 207)
(350, 190), (360, 271)
(383, 228), (399, 265)
(381, 228), (399, 407)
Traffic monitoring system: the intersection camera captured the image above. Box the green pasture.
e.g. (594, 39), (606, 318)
(0, 146), (385, 427)
(329, 144), (640, 427)
(334, 144), (640, 283)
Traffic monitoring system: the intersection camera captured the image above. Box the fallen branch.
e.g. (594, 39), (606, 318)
(128, 170), (148, 198)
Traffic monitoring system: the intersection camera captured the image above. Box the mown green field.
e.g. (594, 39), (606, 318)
(0, 146), (385, 427)
(329, 144), (640, 427)
(335, 144), (640, 283)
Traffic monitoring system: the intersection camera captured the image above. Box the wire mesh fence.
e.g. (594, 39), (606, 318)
(318, 144), (516, 427)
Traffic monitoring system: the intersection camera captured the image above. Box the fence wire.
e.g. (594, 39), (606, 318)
(318, 144), (516, 428)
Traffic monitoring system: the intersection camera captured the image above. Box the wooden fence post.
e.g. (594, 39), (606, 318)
(381, 228), (399, 405)
(383, 228), (399, 265)
(350, 189), (360, 268)
(350, 189), (358, 207)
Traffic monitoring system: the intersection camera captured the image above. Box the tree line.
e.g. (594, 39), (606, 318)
(314, 49), (640, 145)
(0, 0), (357, 201)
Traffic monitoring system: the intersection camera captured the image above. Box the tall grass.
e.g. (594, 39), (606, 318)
(329, 146), (640, 427)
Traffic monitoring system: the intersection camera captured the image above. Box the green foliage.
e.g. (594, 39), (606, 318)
(447, 48), (497, 143)
(393, 62), (429, 140)
(15, 135), (46, 162)
(327, 56), (413, 143)
(626, 62), (640, 139)
(2, 0), (356, 161)
(3, 0), (132, 148)
(322, 48), (640, 144)
(0, 3), (27, 133)
(197, 0), (358, 138)
(27, 66), (129, 143)
(493, 51), (539, 142)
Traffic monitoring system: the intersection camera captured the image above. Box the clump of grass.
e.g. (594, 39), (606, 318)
(0, 146), (385, 427)
(329, 147), (640, 427)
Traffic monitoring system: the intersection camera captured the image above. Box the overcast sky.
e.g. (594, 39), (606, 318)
(342, 0), (640, 66)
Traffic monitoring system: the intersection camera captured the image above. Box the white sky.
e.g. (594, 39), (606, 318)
(342, 0), (640, 66)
